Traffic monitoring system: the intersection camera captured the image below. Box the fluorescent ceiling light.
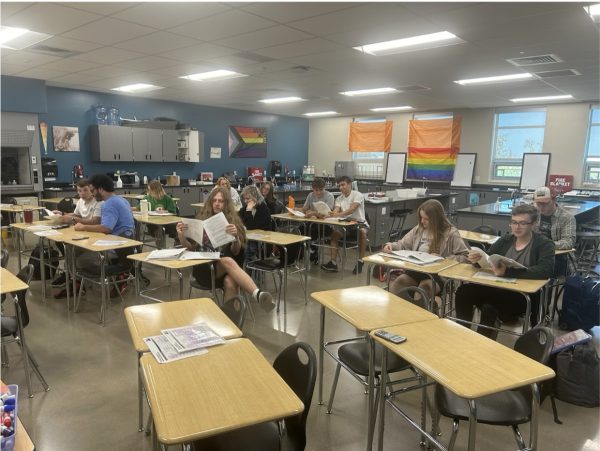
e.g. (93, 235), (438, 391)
(0, 26), (51, 50)
(304, 111), (338, 117)
(510, 94), (573, 103)
(584, 4), (600, 21)
(259, 96), (304, 104)
(370, 106), (413, 112)
(111, 83), (163, 93)
(354, 31), (464, 56)
(180, 70), (246, 81)
(454, 73), (533, 85)
(340, 87), (398, 97)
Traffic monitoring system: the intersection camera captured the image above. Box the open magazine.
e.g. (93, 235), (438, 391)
(385, 250), (444, 265)
(313, 201), (332, 216)
(286, 207), (305, 217)
(181, 212), (235, 249)
(468, 247), (526, 270)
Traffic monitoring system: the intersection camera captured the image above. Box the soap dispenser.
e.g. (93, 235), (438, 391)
(116, 171), (123, 189)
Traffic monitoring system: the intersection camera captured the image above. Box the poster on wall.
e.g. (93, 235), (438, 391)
(52, 126), (80, 152)
(228, 126), (267, 158)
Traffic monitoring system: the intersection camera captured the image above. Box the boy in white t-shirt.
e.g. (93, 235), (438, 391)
(321, 176), (369, 274)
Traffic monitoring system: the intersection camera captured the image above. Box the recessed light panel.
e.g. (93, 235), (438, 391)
(340, 87), (398, 97)
(354, 31), (464, 56)
(259, 97), (305, 104)
(304, 111), (338, 117)
(0, 26), (51, 50)
(454, 73), (533, 85)
(584, 4), (600, 22)
(112, 83), (164, 93)
(370, 106), (413, 112)
(510, 95), (573, 103)
(180, 70), (247, 82)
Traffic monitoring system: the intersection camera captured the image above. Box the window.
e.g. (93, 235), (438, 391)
(490, 109), (546, 181)
(413, 112), (454, 120)
(583, 107), (600, 184)
(351, 117), (386, 179)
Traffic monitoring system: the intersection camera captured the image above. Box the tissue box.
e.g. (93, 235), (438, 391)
(1, 384), (18, 451)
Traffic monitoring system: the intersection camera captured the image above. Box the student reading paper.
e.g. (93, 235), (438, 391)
(383, 199), (469, 303)
(176, 187), (275, 312)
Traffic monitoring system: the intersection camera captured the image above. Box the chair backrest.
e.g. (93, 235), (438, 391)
(1, 249), (9, 268)
(220, 296), (246, 330)
(396, 286), (437, 314)
(514, 327), (554, 365)
(472, 225), (497, 235)
(56, 197), (75, 214)
(276, 225), (304, 267)
(273, 342), (317, 451)
(13, 264), (34, 328)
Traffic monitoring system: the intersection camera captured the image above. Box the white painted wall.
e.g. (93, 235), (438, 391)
(308, 102), (595, 187)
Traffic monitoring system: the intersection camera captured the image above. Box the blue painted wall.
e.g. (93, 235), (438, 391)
(2, 77), (308, 183)
(1, 75), (47, 113)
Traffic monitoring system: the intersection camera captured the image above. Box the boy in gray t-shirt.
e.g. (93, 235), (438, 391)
(302, 177), (334, 218)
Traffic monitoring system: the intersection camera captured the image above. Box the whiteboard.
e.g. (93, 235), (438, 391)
(385, 152), (406, 184)
(519, 153), (551, 190)
(451, 153), (477, 187)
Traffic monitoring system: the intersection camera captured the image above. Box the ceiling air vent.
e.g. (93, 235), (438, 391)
(29, 44), (81, 58)
(397, 84), (431, 92)
(232, 52), (275, 63)
(507, 54), (562, 67)
(534, 69), (581, 79)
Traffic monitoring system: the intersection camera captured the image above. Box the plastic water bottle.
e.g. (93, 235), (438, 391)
(495, 197), (502, 212)
(116, 174), (123, 189)
(140, 199), (149, 218)
(288, 195), (295, 209)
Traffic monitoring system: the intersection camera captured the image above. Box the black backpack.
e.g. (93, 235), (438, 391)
(559, 272), (600, 331)
(28, 245), (61, 280)
(554, 342), (600, 408)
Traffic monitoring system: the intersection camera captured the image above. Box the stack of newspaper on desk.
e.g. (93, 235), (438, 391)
(145, 248), (220, 261)
(144, 323), (225, 363)
(384, 250), (444, 265)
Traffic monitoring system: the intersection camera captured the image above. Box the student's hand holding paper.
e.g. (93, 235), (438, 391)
(225, 223), (238, 237)
(491, 261), (507, 277)
(467, 250), (483, 263)
(383, 243), (393, 253)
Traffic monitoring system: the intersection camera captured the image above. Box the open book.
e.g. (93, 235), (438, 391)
(145, 249), (220, 261)
(181, 212), (235, 249)
(468, 247), (526, 270)
(286, 207), (305, 217)
(385, 250), (444, 265)
(313, 201), (332, 216)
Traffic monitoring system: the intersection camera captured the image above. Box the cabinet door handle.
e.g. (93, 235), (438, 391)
(149, 154), (152, 161)
(114, 154), (116, 160)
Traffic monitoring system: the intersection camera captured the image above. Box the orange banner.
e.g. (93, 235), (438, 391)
(408, 118), (461, 149)
(348, 120), (393, 152)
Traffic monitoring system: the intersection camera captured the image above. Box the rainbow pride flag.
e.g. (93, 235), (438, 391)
(407, 118), (461, 182)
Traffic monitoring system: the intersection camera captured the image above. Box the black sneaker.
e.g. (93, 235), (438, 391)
(257, 290), (276, 312)
(353, 261), (364, 275)
(321, 261), (338, 272)
(51, 272), (66, 287)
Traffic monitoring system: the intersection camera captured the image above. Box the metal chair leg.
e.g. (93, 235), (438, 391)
(74, 278), (85, 312)
(512, 425), (527, 450)
(1, 344), (9, 367)
(23, 342), (49, 392)
(448, 419), (460, 451)
(326, 363), (342, 413)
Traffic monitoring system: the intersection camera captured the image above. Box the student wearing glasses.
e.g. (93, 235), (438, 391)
(454, 204), (555, 339)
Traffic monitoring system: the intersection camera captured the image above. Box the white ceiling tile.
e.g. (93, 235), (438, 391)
(12, 67), (67, 80)
(151, 63), (226, 78)
(2, 3), (102, 35)
(169, 9), (277, 41)
(240, 2), (354, 23)
(47, 72), (106, 84)
(62, 2), (138, 16)
(35, 58), (102, 73)
(2, 50), (60, 66)
(1, 63), (36, 75)
(71, 46), (145, 64)
(62, 17), (155, 46)
(157, 42), (239, 63)
(33, 36), (102, 53)
(114, 31), (199, 54)
(74, 65), (143, 80)
(113, 2), (231, 29)
(215, 25), (312, 51)
(0, 2), (34, 18)
(253, 38), (344, 59)
(114, 56), (179, 71)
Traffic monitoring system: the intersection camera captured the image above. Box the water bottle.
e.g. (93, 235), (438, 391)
(288, 195), (295, 209)
(108, 106), (120, 126)
(495, 197), (502, 213)
(116, 174), (123, 189)
(140, 199), (149, 218)
(94, 105), (107, 125)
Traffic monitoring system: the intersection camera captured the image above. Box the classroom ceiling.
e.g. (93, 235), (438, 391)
(1, 2), (599, 118)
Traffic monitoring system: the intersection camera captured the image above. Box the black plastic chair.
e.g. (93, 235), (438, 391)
(1, 264), (50, 397)
(191, 342), (317, 451)
(388, 208), (412, 241)
(1, 249), (8, 268)
(326, 287), (431, 414)
(472, 225), (497, 235)
(221, 296), (247, 330)
(434, 327), (553, 450)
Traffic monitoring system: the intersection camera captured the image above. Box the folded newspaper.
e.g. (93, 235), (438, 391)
(386, 250), (444, 265)
(468, 247), (526, 270)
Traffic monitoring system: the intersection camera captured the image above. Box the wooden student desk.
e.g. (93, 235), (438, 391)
(132, 212), (182, 249)
(458, 229), (499, 248)
(125, 298), (243, 431)
(140, 338), (303, 446)
(0, 267), (29, 294)
(127, 251), (217, 302)
(246, 229), (311, 313)
(311, 285), (438, 451)
(439, 263), (549, 334)
(371, 319), (555, 451)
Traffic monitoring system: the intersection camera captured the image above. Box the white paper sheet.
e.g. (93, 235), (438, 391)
(473, 271), (517, 284)
(161, 323), (225, 353)
(93, 239), (128, 246)
(145, 248), (186, 260)
(313, 201), (331, 216)
(203, 212), (235, 248)
(286, 207), (305, 217)
(144, 335), (208, 364)
(179, 251), (220, 260)
(181, 217), (204, 246)
(34, 230), (62, 237)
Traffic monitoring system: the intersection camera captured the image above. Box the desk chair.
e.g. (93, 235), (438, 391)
(435, 327), (553, 451)
(388, 208), (412, 242)
(221, 296), (246, 330)
(326, 287), (431, 415)
(191, 342), (316, 451)
(1, 249), (9, 268)
(575, 229), (600, 271)
(468, 225), (498, 250)
(1, 264), (50, 397)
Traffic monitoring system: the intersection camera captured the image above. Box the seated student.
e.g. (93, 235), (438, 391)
(74, 174), (136, 275)
(260, 181), (284, 215)
(383, 199), (469, 302)
(135, 180), (178, 240)
(320, 176), (368, 274)
(533, 186), (576, 276)
(240, 185), (272, 263)
(176, 187), (275, 312)
(52, 178), (103, 288)
(214, 176), (241, 209)
(301, 177), (335, 263)
(454, 204), (555, 339)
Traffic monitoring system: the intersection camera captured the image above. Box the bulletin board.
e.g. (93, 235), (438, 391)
(519, 153), (551, 191)
(450, 153), (477, 187)
(384, 152), (406, 184)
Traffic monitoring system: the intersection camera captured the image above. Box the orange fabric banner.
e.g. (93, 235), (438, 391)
(408, 118), (461, 149)
(348, 120), (393, 152)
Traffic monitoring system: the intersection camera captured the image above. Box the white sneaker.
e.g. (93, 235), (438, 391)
(258, 291), (276, 312)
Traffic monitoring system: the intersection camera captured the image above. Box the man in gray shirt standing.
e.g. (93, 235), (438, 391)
(301, 178), (335, 263)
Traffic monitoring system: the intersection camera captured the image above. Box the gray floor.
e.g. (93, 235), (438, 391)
(1, 239), (599, 451)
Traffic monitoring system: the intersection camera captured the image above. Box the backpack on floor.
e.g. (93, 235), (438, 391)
(554, 342), (600, 408)
(558, 272), (600, 332)
(371, 264), (386, 283)
(28, 245), (60, 280)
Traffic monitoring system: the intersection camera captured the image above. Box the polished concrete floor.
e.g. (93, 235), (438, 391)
(1, 239), (599, 451)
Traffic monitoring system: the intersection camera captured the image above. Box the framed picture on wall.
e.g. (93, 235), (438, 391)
(52, 126), (80, 152)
